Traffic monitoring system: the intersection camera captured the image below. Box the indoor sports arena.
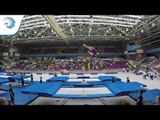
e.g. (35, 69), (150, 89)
(0, 15), (160, 105)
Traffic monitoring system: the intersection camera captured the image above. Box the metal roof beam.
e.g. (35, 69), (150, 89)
(58, 22), (133, 27)
(43, 15), (69, 45)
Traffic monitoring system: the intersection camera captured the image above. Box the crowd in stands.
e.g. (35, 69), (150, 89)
(148, 59), (160, 69)
(133, 67), (159, 80)
(142, 68), (159, 80)
(10, 58), (130, 71)
(131, 58), (160, 80)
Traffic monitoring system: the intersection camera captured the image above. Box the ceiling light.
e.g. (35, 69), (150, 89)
(124, 15), (144, 19)
(19, 32), (22, 35)
(152, 23), (155, 26)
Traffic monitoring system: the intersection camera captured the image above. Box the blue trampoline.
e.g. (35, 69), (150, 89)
(0, 73), (147, 104)
(53, 93), (115, 98)
(0, 72), (7, 75)
(13, 75), (31, 80)
(22, 82), (62, 96)
(46, 76), (69, 82)
(0, 74), (31, 82)
(106, 82), (146, 95)
(98, 76), (121, 82)
(0, 75), (13, 79)
(62, 81), (107, 87)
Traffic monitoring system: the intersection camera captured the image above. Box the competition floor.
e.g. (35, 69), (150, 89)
(24, 71), (160, 90)
(26, 71), (160, 105)
(1, 71), (160, 105)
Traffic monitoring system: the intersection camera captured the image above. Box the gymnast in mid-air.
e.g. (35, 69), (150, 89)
(83, 44), (99, 57)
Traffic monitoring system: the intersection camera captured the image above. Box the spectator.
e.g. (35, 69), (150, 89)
(127, 77), (130, 82)
(112, 77), (115, 83)
(122, 68), (125, 72)
(21, 75), (24, 86)
(150, 72), (154, 80)
(156, 95), (160, 105)
(143, 71), (146, 79)
(40, 76), (42, 83)
(31, 73), (33, 82)
(136, 91), (143, 105)
(136, 98), (143, 105)
(54, 72), (57, 77)
(0, 97), (8, 105)
(9, 84), (15, 105)
(139, 91), (143, 99)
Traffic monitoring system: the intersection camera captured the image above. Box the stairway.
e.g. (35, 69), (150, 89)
(0, 59), (9, 66)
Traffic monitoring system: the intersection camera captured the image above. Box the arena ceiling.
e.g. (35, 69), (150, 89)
(0, 15), (160, 47)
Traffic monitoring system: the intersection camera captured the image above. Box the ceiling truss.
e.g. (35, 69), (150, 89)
(0, 15), (159, 47)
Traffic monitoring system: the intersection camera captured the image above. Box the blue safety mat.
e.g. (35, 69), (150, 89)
(0, 87), (38, 105)
(53, 93), (115, 98)
(22, 82), (62, 96)
(129, 89), (160, 104)
(46, 76), (69, 82)
(106, 82), (146, 95)
(0, 79), (9, 84)
(23, 80), (41, 84)
(128, 82), (147, 87)
(98, 76), (121, 82)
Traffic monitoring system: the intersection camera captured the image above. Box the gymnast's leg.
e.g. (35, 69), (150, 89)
(87, 50), (94, 56)
(83, 44), (94, 51)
